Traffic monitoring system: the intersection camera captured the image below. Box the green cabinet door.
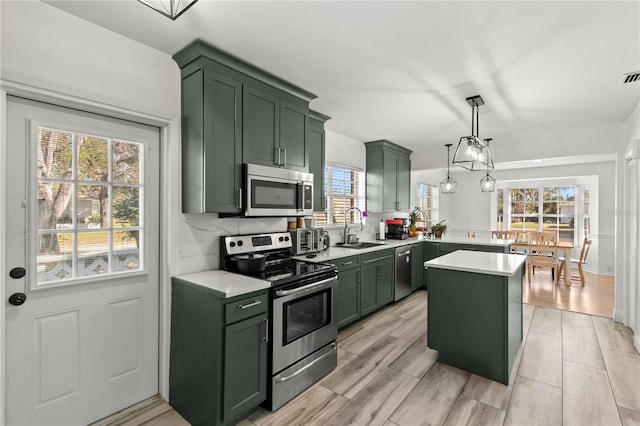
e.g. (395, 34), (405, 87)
(411, 242), (424, 290)
(365, 140), (412, 213)
(243, 85), (280, 168)
(382, 150), (399, 212)
(396, 155), (411, 211)
(376, 257), (395, 305)
(424, 243), (438, 288)
(337, 268), (360, 328)
(360, 263), (378, 316)
(223, 314), (267, 423)
(308, 111), (329, 212)
(280, 100), (308, 171)
(181, 68), (242, 213)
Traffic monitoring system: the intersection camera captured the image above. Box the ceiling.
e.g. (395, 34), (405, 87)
(44, 0), (639, 164)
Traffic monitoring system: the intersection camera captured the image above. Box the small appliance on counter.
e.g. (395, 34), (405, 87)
(289, 227), (324, 255)
(385, 219), (408, 240)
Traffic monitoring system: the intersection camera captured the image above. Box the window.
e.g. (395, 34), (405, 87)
(417, 183), (438, 228)
(496, 184), (589, 243)
(313, 164), (365, 225)
(35, 126), (144, 286)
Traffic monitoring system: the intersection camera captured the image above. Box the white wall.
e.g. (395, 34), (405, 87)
(325, 129), (366, 170)
(412, 123), (625, 170)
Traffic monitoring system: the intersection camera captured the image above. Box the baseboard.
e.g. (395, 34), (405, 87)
(635, 333), (640, 354)
(613, 307), (625, 323)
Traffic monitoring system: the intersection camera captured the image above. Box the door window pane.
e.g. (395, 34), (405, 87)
(35, 126), (144, 287)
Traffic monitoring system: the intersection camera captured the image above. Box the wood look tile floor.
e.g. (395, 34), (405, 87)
(97, 272), (636, 426)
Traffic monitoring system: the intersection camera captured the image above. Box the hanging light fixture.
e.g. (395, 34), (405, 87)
(480, 138), (496, 192)
(137, 0), (198, 20)
(452, 95), (494, 171)
(440, 143), (457, 194)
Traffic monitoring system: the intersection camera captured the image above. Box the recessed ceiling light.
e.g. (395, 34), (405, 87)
(532, 159), (542, 164)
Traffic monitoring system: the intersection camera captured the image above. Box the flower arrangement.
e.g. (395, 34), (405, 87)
(431, 220), (448, 238)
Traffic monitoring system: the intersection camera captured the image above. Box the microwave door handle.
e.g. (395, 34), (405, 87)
(297, 182), (304, 212)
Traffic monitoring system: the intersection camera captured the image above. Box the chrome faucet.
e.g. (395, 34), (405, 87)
(413, 206), (428, 236)
(343, 207), (363, 243)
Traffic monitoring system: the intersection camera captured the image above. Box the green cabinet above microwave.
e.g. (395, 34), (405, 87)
(173, 40), (317, 213)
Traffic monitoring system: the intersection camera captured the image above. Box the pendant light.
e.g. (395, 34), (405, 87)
(480, 138), (496, 192)
(440, 143), (457, 194)
(452, 95), (494, 171)
(137, 0), (198, 20)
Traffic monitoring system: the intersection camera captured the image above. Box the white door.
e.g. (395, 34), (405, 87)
(5, 96), (160, 426)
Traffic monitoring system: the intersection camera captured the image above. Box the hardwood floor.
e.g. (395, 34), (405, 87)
(523, 268), (615, 318)
(97, 275), (635, 426)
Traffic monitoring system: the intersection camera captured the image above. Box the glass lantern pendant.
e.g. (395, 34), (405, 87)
(452, 95), (494, 171)
(440, 144), (457, 194)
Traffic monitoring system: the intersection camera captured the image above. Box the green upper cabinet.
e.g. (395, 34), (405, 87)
(180, 67), (243, 214)
(173, 40), (317, 212)
(242, 86), (280, 168)
(308, 110), (331, 212)
(242, 86), (310, 172)
(279, 100), (308, 171)
(365, 140), (412, 213)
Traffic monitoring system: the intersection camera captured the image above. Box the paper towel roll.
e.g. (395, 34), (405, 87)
(379, 220), (386, 240)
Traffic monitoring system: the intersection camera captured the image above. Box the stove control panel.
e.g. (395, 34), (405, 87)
(224, 232), (292, 255)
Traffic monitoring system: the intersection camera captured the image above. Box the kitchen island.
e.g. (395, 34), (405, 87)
(424, 250), (526, 384)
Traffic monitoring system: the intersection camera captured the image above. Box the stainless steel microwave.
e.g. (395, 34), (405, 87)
(244, 164), (313, 216)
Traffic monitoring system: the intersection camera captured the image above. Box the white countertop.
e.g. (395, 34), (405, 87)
(293, 236), (512, 263)
(424, 250), (527, 277)
(427, 236), (514, 247)
(173, 270), (271, 298)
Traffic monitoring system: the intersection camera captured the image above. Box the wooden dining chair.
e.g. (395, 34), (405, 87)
(558, 238), (592, 286)
(527, 231), (558, 285)
(511, 231), (530, 254)
(491, 230), (514, 240)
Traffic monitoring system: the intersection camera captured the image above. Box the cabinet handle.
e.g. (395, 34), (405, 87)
(282, 148), (286, 166)
(236, 188), (242, 209)
(274, 147), (281, 166)
(263, 318), (269, 343)
(238, 299), (261, 309)
(343, 261), (353, 266)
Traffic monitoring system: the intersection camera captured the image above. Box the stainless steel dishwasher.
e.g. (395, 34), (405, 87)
(394, 246), (412, 301)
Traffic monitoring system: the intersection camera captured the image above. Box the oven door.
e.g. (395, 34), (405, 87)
(272, 274), (338, 374)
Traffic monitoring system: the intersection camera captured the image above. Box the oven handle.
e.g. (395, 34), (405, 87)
(274, 342), (336, 383)
(274, 275), (337, 297)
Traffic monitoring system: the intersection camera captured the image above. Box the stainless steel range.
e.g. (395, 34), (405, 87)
(221, 232), (338, 411)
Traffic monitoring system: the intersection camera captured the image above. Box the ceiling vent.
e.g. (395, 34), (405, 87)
(620, 71), (640, 85)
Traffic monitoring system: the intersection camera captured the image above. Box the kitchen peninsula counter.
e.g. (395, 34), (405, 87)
(293, 235), (512, 263)
(424, 250), (526, 384)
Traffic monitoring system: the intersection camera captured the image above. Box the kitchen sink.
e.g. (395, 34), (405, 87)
(335, 241), (386, 250)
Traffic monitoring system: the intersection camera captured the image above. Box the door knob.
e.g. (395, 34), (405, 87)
(9, 293), (26, 306)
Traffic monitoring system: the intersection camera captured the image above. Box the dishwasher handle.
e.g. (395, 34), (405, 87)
(397, 250), (411, 257)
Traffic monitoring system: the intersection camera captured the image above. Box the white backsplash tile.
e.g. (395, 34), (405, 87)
(176, 214), (287, 275)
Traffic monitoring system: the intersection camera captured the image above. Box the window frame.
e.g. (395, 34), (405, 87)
(28, 120), (147, 291)
(494, 177), (595, 246)
(416, 183), (439, 228)
(313, 163), (365, 227)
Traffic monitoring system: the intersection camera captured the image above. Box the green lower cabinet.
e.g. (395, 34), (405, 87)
(223, 314), (268, 423)
(359, 263), (379, 316)
(169, 280), (268, 426)
(376, 257), (394, 305)
(410, 242), (424, 290)
(337, 268), (360, 328)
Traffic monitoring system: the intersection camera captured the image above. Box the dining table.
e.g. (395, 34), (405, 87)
(511, 239), (575, 284)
